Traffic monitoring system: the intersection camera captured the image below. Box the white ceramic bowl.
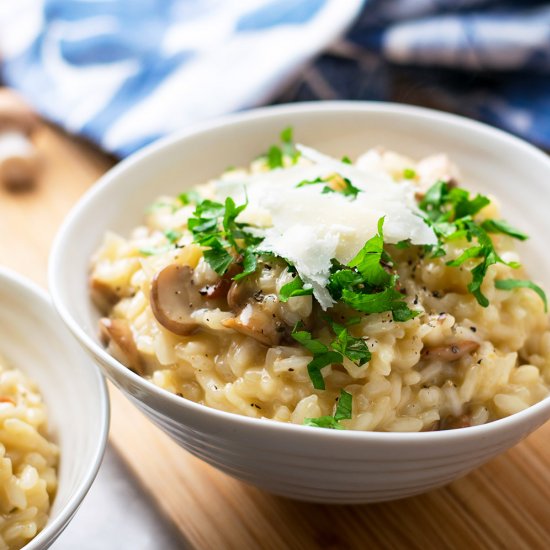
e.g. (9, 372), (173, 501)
(0, 268), (109, 547)
(49, 102), (550, 504)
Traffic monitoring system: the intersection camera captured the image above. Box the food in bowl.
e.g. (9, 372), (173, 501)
(90, 129), (549, 432)
(0, 355), (58, 549)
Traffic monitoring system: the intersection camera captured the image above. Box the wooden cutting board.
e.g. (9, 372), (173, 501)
(1, 121), (550, 550)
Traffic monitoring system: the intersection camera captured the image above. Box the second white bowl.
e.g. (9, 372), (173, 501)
(0, 268), (109, 547)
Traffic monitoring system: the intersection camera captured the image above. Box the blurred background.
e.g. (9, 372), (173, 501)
(0, 0), (549, 162)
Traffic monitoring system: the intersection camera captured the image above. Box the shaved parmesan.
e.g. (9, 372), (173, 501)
(214, 145), (436, 309)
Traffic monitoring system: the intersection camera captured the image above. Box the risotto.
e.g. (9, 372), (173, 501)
(0, 356), (58, 549)
(91, 130), (550, 432)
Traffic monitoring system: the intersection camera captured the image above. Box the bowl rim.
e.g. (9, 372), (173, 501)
(49, 100), (550, 445)
(0, 267), (110, 549)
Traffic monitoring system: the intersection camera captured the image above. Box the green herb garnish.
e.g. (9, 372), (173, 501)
(178, 190), (201, 205)
(304, 390), (353, 429)
(327, 218), (418, 321)
(279, 274), (313, 302)
(264, 127), (301, 169)
(419, 181), (530, 307)
(480, 219), (528, 241)
(138, 245), (171, 256)
(188, 197), (261, 276)
(164, 229), (182, 244)
(291, 321), (370, 390)
(297, 174), (360, 199)
(495, 279), (547, 311)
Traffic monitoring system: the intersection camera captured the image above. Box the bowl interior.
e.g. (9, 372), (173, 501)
(0, 269), (108, 548)
(52, 102), (550, 350)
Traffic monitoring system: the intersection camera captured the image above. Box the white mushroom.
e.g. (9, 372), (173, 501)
(0, 89), (39, 191)
(222, 302), (284, 346)
(422, 340), (479, 362)
(99, 318), (144, 375)
(150, 264), (203, 335)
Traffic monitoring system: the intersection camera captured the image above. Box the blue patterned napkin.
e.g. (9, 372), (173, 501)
(1, 0), (548, 156)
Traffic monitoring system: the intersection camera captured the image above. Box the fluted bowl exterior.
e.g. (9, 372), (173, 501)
(49, 102), (550, 503)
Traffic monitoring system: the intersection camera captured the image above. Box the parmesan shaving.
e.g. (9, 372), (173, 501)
(214, 145), (436, 309)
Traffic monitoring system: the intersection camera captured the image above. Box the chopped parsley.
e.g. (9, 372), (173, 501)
(296, 174), (361, 199)
(495, 279), (547, 312)
(327, 218), (418, 321)
(138, 245), (171, 256)
(164, 229), (182, 244)
(480, 219), (528, 241)
(264, 127), (301, 169)
(292, 321), (370, 390)
(403, 168), (416, 179)
(178, 190), (201, 205)
(419, 180), (530, 307)
(304, 390), (353, 429)
(279, 273), (313, 302)
(188, 197), (261, 277)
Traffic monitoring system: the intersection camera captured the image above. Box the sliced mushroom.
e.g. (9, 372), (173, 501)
(422, 340), (479, 362)
(90, 277), (120, 314)
(200, 278), (231, 300)
(227, 279), (256, 310)
(222, 302), (283, 346)
(99, 318), (144, 375)
(440, 413), (472, 430)
(200, 263), (243, 300)
(150, 264), (203, 335)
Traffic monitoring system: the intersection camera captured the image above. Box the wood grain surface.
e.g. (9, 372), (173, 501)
(1, 121), (550, 550)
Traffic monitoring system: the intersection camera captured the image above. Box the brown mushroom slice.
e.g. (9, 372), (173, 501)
(422, 340), (479, 362)
(150, 264), (204, 336)
(222, 303), (283, 346)
(99, 318), (144, 375)
(90, 277), (120, 313)
(227, 279), (256, 310)
(440, 413), (472, 430)
(200, 263), (243, 300)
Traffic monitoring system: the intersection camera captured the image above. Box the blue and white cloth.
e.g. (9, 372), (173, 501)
(1, 0), (549, 157)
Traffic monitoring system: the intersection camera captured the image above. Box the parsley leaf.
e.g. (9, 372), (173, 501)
(164, 229), (182, 244)
(297, 174), (360, 199)
(303, 416), (344, 429)
(304, 390), (353, 429)
(334, 389), (353, 421)
(279, 274), (313, 302)
(178, 190), (201, 205)
(292, 322), (370, 390)
(138, 245), (171, 256)
(267, 146), (284, 169)
(264, 127), (301, 169)
(348, 218), (391, 288)
(188, 197), (261, 276)
(232, 249), (258, 281)
(203, 247), (234, 275)
(495, 279), (547, 312)
(341, 287), (418, 320)
(481, 219), (528, 241)
(327, 218), (418, 321)
(419, 181), (529, 307)
(328, 321), (371, 366)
